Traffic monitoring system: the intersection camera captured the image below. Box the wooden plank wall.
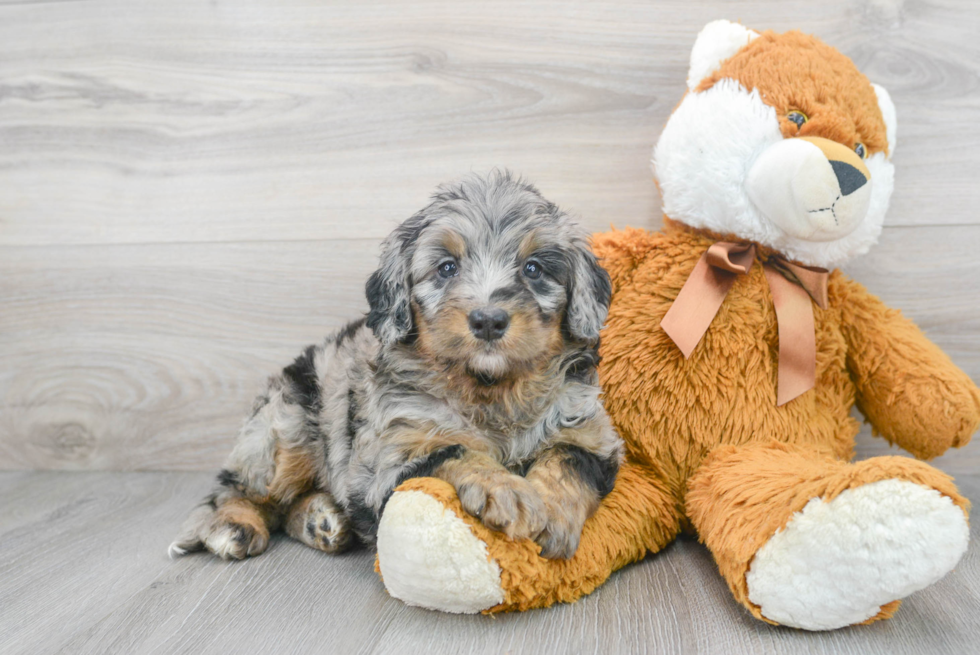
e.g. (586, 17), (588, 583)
(1, 0), (978, 472)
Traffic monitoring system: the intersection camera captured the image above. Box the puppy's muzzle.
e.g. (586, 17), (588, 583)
(468, 307), (510, 342)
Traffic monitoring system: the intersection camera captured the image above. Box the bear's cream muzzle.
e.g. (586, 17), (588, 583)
(746, 136), (871, 242)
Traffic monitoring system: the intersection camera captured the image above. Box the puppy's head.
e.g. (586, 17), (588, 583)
(366, 171), (610, 385)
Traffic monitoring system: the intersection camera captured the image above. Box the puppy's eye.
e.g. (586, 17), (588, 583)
(523, 260), (543, 280)
(854, 143), (867, 158)
(787, 111), (808, 128)
(437, 260), (458, 278)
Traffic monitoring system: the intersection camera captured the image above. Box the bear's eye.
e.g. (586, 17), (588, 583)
(787, 111), (808, 128)
(854, 143), (867, 159)
(437, 260), (458, 278)
(523, 260), (543, 280)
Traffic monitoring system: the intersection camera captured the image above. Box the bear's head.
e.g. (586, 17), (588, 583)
(653, 20), (897, 268)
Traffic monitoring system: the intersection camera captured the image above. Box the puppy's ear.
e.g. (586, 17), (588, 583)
(566, 239), (611, 342)
(366, 213), (428, 346)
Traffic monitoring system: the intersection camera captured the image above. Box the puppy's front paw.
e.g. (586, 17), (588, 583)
(456, 473), (546, 541)
(533, 510), (585, 560)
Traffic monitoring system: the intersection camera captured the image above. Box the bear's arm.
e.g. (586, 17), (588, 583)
(833, 273), (980, 460)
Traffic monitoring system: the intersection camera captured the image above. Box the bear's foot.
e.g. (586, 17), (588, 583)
(377, 488), (505, 613)
(377, 466), (682, 613)
(745, 478), (969, 630)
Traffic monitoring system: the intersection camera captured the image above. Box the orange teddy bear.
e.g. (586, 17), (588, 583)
(374, 21), (980, 630)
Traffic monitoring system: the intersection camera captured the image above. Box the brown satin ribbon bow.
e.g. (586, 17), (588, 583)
(660, 242), (829, 406)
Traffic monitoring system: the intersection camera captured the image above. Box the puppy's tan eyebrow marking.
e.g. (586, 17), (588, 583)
(518, 230), (545, 260)
(439, 229), (467, 259)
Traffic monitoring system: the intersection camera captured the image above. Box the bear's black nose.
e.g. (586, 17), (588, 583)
(830, 160), (868, 196)
(468, 308), (510, 341)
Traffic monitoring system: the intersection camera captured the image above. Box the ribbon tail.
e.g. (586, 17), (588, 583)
(764, 267), (817, 406)
(661, 251), (740, 358)
(773, 259), (830, 310)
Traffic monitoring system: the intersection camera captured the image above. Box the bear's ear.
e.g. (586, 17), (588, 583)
(687, 20), (760, 91)
(872, 83), (897, 157)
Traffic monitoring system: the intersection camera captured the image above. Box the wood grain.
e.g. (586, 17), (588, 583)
(0, 471), (977, 654)
(0, 0), (978, 474)
(0, 0), (978, 247)
(1, 226), (978, 472)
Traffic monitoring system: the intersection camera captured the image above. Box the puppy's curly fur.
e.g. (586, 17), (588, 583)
(170, 171), (623, 561)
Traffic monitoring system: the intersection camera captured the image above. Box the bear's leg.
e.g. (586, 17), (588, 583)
(686, 441), (970, 630)
(376, 460), (681, 613)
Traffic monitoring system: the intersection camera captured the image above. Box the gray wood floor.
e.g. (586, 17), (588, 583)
(2, 1), (980, 653)
(1, 471), (978, 655)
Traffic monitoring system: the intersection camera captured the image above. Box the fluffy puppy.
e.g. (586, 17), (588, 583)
(170, 171), (623, 561)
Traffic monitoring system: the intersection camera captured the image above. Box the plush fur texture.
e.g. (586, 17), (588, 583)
(656, 29), (896, 268)
(379, 222), (979, 620)
(380, 463), (678, 612)
(686, 19), (759, 90)
(375, 23), (980, 629)
(170, 171), (623, 562)
(378, 489), (505, 613)
(744, 477), (969, 630)
(687, 440), (969, 628)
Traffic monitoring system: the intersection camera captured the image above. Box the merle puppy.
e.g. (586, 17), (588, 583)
(170, 171), (623, 561)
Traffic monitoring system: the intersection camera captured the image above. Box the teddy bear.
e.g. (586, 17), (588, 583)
(371, 20), (980, 630)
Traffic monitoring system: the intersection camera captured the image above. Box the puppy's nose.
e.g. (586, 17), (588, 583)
(468, 307), (510, 341)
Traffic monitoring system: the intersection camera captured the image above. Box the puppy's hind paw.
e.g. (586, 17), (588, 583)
(168, 502), (212, 559)
(286, 492), (353, 554)
(169, 500), (270, 561)
(167, 540), (195, 559)
(204, 521), (269, 560)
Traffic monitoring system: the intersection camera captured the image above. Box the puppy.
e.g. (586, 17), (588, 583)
(170, 171), (623, 561)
